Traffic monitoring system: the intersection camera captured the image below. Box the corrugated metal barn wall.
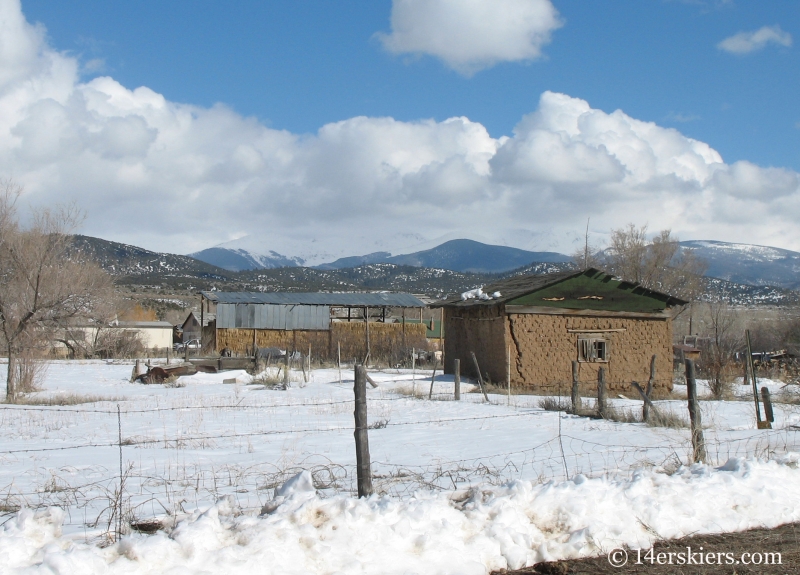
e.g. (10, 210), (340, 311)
(217, 304), (331, 330)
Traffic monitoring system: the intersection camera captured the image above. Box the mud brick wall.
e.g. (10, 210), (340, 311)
(443, 306), (507, 384)
(216, 322), (427, 361)
(506, 313), (673, 393)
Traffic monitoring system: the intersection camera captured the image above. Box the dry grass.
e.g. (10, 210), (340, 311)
(250, 367), (301, 389)
(646, 409), (689, 428)
(538, 397), (572, 412)
(395, 384), (426, 398)
(4, 393), (125, 406)
(601, 406), (640, 424)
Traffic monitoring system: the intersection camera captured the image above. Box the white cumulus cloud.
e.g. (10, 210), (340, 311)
(1, 0), (800, 259)
(717, 25), (793, 55)
(376, 0), (563, 75)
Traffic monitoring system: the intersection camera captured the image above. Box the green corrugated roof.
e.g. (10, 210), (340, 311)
(435, 269), (686, 312)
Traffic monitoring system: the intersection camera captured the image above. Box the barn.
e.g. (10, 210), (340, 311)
(433, 269), (686, 394)
(198, 291), (427, 361)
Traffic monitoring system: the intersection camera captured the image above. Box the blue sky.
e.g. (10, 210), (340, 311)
(22, 1), (799, 169)
(2, 0), (799, 261)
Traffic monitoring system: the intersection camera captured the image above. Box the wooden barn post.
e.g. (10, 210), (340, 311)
(364, 307), (371, 365)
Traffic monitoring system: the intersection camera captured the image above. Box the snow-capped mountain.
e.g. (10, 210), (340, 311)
(680, 240), (800, 290)
(188, 234), (800, 291)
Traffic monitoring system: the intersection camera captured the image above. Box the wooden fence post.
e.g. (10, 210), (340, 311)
(354, 365), (373, 497)
(428, 361), (437, 399)
(507, 346), (511, 405)
(571, 361), (581, 413)
(685, 359), (707, 464)
(283, 349), (290, 388)
(337, 341), (342, 385)
(454, 359), (460, 401)
(761, 387), (775, 425)
(643, 354), (656, 422)
(597, 367), (607, 418)
(746, 330), (766, 428)
(411, 348), (416, 394)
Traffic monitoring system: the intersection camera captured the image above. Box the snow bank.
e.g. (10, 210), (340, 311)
(4, 457), (800, 574)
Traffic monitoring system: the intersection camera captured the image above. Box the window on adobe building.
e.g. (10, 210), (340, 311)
(578, 337), (608, 362)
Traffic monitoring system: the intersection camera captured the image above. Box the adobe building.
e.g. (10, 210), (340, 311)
(433, 269), (686, 394)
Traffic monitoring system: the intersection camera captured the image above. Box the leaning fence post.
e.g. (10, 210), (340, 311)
(353, 365), (373, 497)
(761, 386), (775, 425)
(643, 354), (656, 422)
(470, 351), (490, 402)
(428, 361), (437, 399)
(685, 359), (707, 464)
(571, 361), (581, 413)
(454, 358), (461, 401)
(597, 367), (607, 418)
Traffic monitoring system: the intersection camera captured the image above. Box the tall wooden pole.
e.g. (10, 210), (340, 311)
(745, 330), (763, 426)
(353, 365), (373, 497)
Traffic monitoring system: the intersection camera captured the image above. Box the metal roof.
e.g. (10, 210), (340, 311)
(201, 291), (425, 308)
(114, 321), (174, 328)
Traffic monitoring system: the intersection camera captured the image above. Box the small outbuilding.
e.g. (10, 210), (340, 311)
(433, 269), (686, 394)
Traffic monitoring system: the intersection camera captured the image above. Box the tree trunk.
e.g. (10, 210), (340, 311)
(6, 343), (16, 402)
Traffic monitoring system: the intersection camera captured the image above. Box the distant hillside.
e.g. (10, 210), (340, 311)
(71, 235), (229, 279)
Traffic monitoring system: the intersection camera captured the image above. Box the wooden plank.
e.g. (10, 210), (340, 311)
(505, 306), (672, 320)
(632, 381), (660, 420)
(567, 328), (627, 333)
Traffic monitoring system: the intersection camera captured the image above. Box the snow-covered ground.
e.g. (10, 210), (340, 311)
(2, 360), (800, 574)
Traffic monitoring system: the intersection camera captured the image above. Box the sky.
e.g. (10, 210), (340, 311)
(1, 0), (799, 261)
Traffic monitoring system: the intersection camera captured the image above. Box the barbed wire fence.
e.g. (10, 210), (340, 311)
(1, 362), (799, 545)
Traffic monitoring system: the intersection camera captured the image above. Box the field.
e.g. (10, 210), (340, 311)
(3, 360), (800, 574)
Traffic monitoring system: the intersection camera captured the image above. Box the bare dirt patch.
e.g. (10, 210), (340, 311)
(496, 522), (800, 574)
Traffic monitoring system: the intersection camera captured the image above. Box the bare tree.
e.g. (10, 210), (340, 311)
(697, 300), (742, 399)
(0, 181), (114, 401)
(605, 224), (706, 301)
